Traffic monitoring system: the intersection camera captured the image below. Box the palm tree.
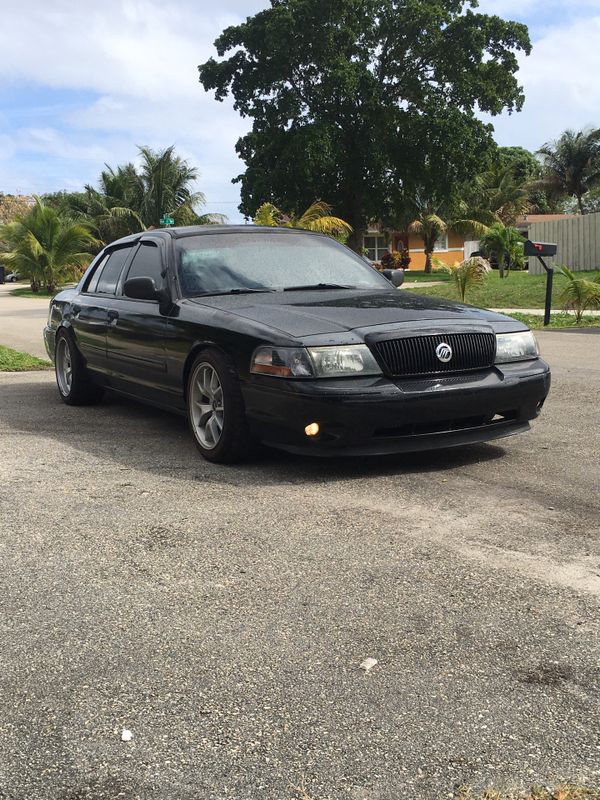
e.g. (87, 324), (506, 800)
(478, 222), (524, 279)
(135, 145), (200, 227)
(134, 146), (225, 228)
(557, 266), (600, 323)
(253, 201), (352, 239)
(81, 181), (146, 246)
(470, 164), (531, 225)
(62, 146), (224, 247)
(537, 128), (600, 214)
(440, 256), (491, 303)
(407, 200), (489, 274)
(0, 198), (98, 293)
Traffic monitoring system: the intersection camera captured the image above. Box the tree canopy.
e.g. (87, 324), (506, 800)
(199, 0), (531, 248)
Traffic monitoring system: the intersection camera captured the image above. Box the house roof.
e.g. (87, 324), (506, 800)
(515, 214), (578, 228)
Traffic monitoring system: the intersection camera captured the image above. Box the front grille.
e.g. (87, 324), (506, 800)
(373, 332), (496, 377)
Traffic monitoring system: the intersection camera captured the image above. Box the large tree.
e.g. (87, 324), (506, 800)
(199, 0), (531, 250)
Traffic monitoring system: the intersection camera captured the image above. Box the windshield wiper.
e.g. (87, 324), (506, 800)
(282, 283), (354, 291)
(190, 288), (275, 297)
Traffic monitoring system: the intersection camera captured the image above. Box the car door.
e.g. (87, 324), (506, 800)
(71, 244), (135, 376)
(105, 238), (170, 402)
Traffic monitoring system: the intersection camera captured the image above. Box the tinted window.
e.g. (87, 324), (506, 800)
(93, 247), (133, 295)
(85, 253), (109, 293)
(125, 242), (164, 289)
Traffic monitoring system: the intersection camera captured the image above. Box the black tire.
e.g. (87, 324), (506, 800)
(54, 329), (104, 406)
(186, 348), (253, 464)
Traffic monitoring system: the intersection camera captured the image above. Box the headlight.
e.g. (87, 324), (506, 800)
(495, 331), (539, 364)
(251, 347), (314, 377)
(307, 345), (382, 377)
(250, 345), (382, 378)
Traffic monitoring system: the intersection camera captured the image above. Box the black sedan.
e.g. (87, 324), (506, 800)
(44, 226), (550, 463)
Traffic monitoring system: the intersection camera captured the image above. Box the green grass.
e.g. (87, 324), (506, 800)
(403, 270), (451, 282)
(404, 269), (600, 309)
(9, 286), (66, 298)
(506, 312), (600, 329)
(0, 345), (52, 371)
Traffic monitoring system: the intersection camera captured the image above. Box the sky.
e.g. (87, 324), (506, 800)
(1, 0), (600, 223)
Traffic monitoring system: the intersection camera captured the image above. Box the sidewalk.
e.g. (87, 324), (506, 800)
(0, 283), (50, 359)
(403, 280), (446, 288)
(491, 307), (600, 316)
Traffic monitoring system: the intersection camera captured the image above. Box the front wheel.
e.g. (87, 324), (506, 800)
(186, 349), (253, 463)
(55, 330), (104, 406)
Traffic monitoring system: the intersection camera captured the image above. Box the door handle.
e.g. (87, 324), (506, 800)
(107, 310), (119, 322)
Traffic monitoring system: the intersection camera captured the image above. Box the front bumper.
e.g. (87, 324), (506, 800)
(243, 359), (551, 456)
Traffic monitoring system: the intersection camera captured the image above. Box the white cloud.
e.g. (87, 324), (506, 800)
(485, 14), (600, 150)
(478, 0), (600, 16)
(0, 0), (248, 100)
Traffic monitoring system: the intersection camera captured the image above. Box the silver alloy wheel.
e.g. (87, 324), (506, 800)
(56, 336), (73, 396)
(190, 362), (224, 450)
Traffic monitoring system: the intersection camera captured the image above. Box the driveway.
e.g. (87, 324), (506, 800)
(0, 331), (599, 799)
(0, 283), (50, 358)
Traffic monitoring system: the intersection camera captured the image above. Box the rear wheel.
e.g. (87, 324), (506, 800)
(55, 330), (104, 406)
(186, 349), (252, 463)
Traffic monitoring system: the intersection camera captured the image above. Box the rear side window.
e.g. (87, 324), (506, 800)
(88, 246), (133, 295)
(84, 253), (109, 293)
(125, 242), (164, 289)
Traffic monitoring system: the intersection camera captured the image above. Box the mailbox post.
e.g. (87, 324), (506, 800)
(524, 240), (558, 327)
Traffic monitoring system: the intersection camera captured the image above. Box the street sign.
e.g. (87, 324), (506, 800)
(160, 215), (175, 226)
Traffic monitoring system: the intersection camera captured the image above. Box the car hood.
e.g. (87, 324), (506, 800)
(190, 288), (516, 338)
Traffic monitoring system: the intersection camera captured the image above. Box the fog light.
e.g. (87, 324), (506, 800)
(304, 422), (320, 437)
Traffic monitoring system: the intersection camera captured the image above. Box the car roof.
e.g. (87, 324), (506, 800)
(105, 225), (326, 249)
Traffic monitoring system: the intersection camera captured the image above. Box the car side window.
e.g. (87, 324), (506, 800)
(125, 242), (164, 289)
(86, 246), (133, 295)
(84, 253), (109, 294)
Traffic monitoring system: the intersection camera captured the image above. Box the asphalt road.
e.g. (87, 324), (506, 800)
(0, 283), (50, 359)
(0, 331), (599, 800)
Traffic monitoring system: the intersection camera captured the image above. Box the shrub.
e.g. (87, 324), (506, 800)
(440, 256), (491, 303)
(557, 265), (600, 323)
(380, 246), (411, 270)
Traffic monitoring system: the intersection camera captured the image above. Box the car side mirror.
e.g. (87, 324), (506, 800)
(124, 276), (160, 301)
(382, 268), (405, 288)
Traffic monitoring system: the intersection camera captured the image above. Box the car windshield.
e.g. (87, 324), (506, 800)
(175, 231), (389, 296)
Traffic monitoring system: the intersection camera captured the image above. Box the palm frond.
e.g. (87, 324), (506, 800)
(450, 219), (489, 239)
(301, 215), (353, 235)
(443, 257), (491, 302)
(557, 265), (600, 321)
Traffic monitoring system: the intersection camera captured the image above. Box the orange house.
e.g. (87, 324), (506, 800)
(363, 227), (469, 269)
